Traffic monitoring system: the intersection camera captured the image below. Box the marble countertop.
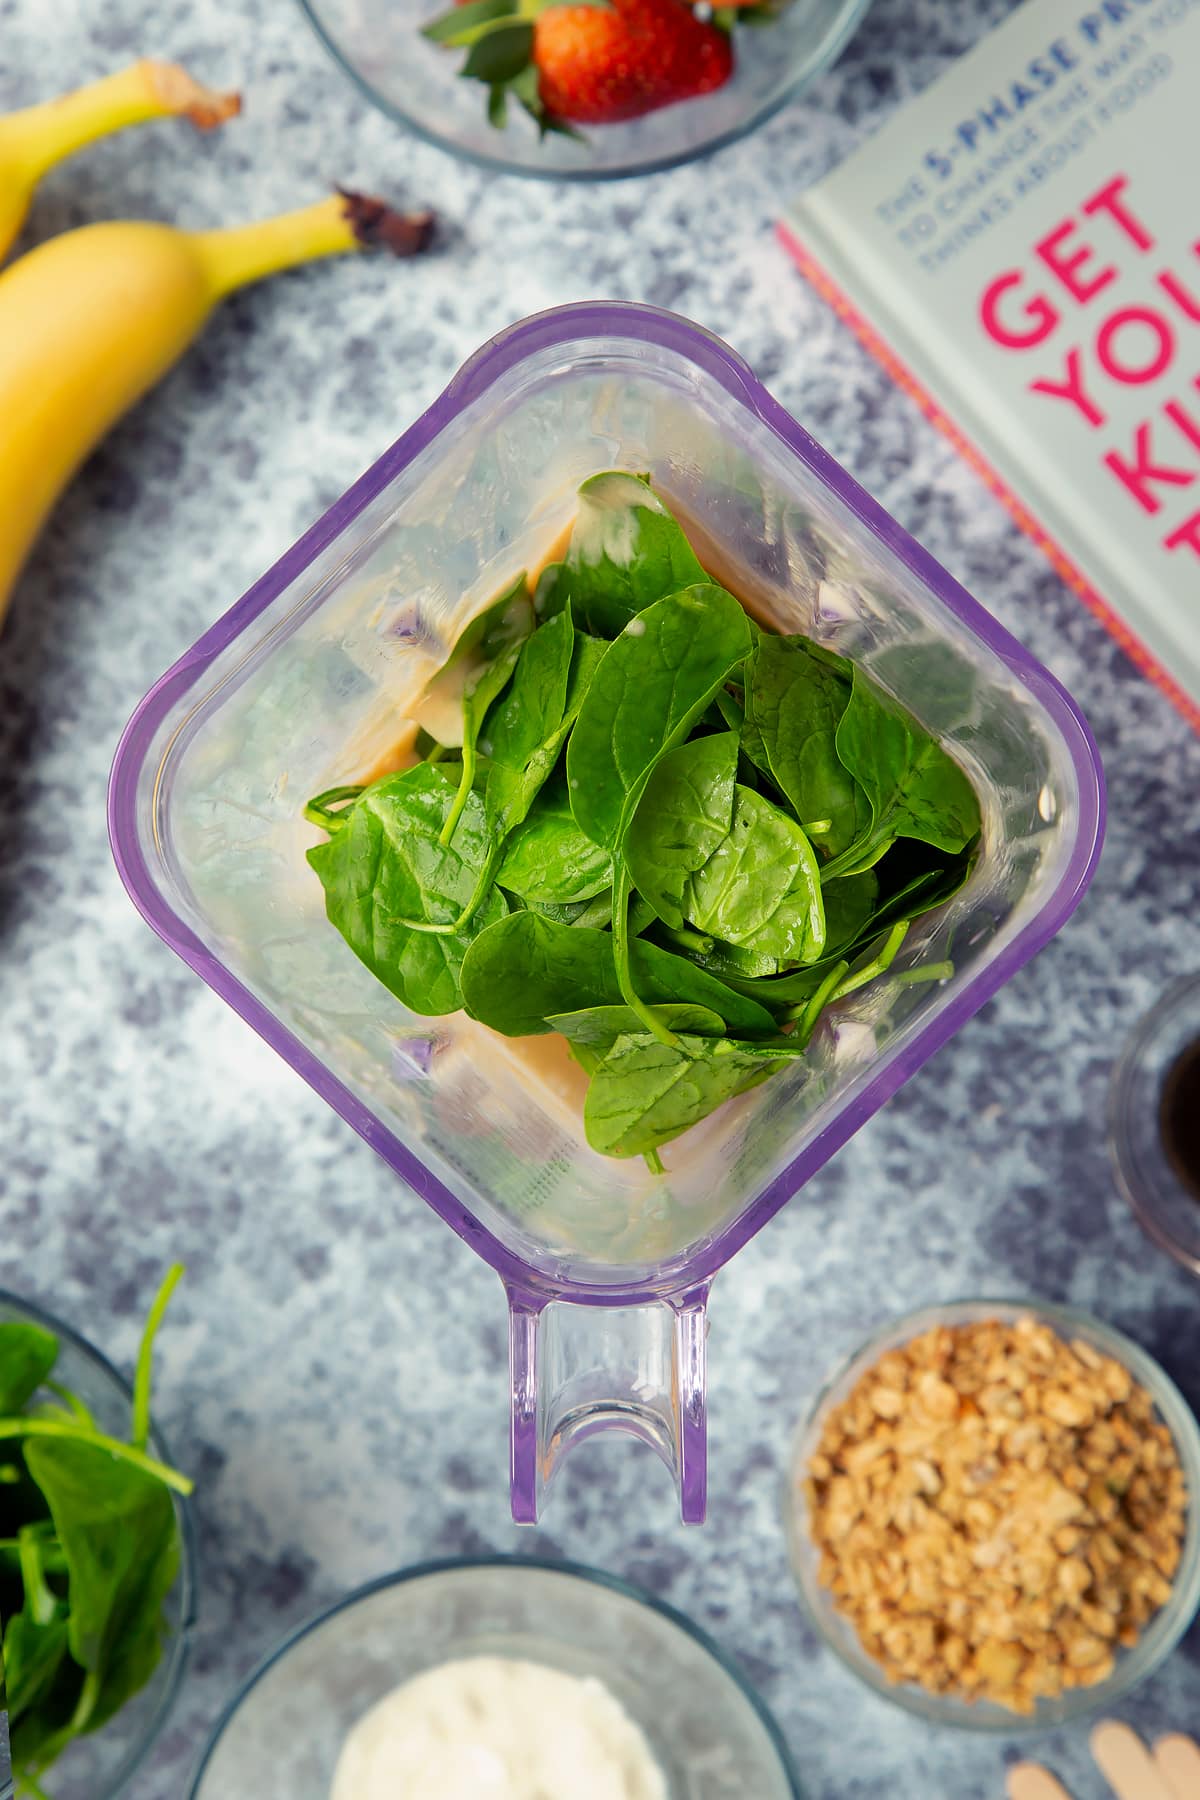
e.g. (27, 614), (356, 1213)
(4, 0), (1200, 1795)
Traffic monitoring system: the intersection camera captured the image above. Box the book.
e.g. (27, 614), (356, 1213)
(780, 0), (1200, 731)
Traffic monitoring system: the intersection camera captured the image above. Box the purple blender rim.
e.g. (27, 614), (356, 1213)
(108, 301), (1106, 1307)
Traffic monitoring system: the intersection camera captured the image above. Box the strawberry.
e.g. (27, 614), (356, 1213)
(533, 0), (733, 124)
(424, 0), (734, 132)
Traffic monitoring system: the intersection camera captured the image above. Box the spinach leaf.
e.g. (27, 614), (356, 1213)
(9, 1659), (87, 1779)
(583, 1032), (779, 1158)
(491, 616), (591, 824)
(548, 1002), (725, 1051)
(823, 836), (895, 880)
(533, 560), (566, 621)
(460, 911), (617, 1034)
(24, 1438), (177, 1735)
(487, 621), (606, 842)
(459, 913), (775, 1038)
(608, 862), (648, 1046)
(800, 638), (855, 679)
(672, 935), (785, 981)
(526, 890), (615, 930)
(575, 891), (615, 929)
(561, 627), (608, 715)
(713, 689), (744, 734)
(453, 608), (577, 918)
(567, 583), (752, 853)
(742, 634), (868, 856)
(454, 619), (610, 929)
(869, 839), (977, 930)
(629, 894), (657, 937)
(659, 863), (873, 983)
(824, 667), (981, 874)
(696, 936), (868, 1009)
(436, 573), (534, 845)
(497, 776), (612, 904)
(0, 1326), (58, 1416)
(823, 868), (881, 952)
(423, 571), (534, 714)
(625, 732), (738, 931)
(440, 641), (524, 847)
(307, 765), (507, 1015)
(482, 606), (574, 804)
(567, 582), (751, 1046)
(4, 1608), (70, 1725)
(80, 1516), (179, 1738)
(1, 1269), (191, 1788)
(682, 786), (826, 965)
(559, 471), (708, 637)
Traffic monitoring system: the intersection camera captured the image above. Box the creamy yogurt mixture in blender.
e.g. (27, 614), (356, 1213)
(330, 1656), (668, 1800)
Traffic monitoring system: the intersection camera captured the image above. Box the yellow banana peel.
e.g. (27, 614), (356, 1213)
(0, 190), (434, 629)
(0, 60), (240, 262)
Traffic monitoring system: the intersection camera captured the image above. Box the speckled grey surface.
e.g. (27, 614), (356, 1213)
(2, 1), (1200, 1796)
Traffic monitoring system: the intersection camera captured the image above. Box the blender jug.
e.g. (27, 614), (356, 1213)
(109, 304), (1104, 1523)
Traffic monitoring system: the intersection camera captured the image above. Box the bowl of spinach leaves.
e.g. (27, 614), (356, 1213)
(0, 1270), (196, 1800)
(304, 472), (983, 1168)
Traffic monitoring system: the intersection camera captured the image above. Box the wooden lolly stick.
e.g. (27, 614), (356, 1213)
(1153, 1734), (1200, 1800)
(1007, 1762), (1076, 1800)
(1090, 1722), (1177, 1800)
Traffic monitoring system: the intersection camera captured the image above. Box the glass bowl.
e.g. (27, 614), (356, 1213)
(0, 1291), (197, 1799)
(1109, 974), (1200, 1278)
(188, 1556), (803, 1797)
(297, 0), (873, 179)
(785, 1298), (1200, 1733)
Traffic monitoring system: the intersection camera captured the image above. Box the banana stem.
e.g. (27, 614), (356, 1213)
(0, 60), (240, 183)
(194, 190), (435, 300)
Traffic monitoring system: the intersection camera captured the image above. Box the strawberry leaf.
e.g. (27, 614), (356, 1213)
(541, 110), (588, 141)
(509, 63), (587, 140)
(462, 17), (535, 81)
(423, 0), (516, 43)
(488, 82), (509, 126)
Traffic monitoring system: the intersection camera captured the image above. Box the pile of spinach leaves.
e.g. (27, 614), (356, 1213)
(306, 472), (981, 1164)
(1, 1267), (191, 1798)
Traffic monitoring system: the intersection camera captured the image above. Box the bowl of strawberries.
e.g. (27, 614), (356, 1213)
(298, 0), (871, 176)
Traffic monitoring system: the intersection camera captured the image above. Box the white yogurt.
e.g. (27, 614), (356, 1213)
(330, 1655), (668, 1800)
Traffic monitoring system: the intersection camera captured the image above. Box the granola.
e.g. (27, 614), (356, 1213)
(801, 1316), (1188, 1713)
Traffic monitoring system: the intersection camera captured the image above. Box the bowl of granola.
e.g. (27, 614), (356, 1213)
(785, 1300), (1200, 1730)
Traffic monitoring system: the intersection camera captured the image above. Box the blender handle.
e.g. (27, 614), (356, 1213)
(506, 1283), (710, 1525)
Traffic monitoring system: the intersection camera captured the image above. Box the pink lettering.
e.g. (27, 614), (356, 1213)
(1158, 254), (1200, 324)
(1104, 424), (1195, 514)
(1164, 510), (1200, 559)
(1082, 175), (1155, 251)
(980, 272), (1059, 349)
(1167, 399), (1200, 456)
(1030, 347), (1106, 427)
(1035, 220), (1116, 304)
(1096, 307), (1175, 385)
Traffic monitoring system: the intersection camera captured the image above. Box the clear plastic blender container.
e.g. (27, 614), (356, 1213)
(109, 303), (1105, 1523)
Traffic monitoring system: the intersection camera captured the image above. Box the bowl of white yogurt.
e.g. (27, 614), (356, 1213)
(187, 1556), (803, 1799)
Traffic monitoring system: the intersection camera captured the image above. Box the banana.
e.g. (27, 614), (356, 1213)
(0, 190), (434, 628)
(0, 60), (240, 262)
